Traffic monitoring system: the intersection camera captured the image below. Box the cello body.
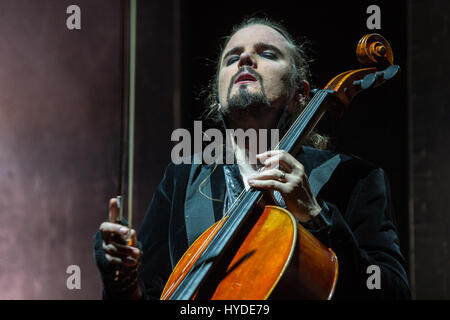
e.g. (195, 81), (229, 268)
(161, 205), (338, 300)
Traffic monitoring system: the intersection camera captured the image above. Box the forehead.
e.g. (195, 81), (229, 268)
(222, 24), (290, 56)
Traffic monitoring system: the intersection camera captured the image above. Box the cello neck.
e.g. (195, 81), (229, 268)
(278, 89), (335, 156)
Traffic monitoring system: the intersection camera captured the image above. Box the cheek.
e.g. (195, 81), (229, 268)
(264, 73), (287, 98)
(217, 71), (230, 103)
(263, 68), (292, 98)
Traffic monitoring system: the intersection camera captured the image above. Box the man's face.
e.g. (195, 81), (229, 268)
(218, 24), (295, 119)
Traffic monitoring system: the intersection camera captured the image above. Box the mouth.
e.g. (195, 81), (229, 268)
(235, 72), (257, 85)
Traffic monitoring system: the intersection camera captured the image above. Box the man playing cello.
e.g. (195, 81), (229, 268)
(94, 17), (410, 300)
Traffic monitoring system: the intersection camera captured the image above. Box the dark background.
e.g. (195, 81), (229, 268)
(0, 0), (447, 299)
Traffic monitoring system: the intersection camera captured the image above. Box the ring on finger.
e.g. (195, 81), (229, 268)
(279, 170), (286, 182)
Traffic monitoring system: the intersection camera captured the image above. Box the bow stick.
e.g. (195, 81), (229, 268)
(117, 0), (137, 246)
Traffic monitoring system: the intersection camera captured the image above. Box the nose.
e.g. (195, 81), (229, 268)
(238, 51), (256, 68)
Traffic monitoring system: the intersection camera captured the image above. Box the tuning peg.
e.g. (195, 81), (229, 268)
(353, 80), (362, 87)
(360, 73), (376, 89)
(352, 73), (376, 89)
(383, 65), (400, 80)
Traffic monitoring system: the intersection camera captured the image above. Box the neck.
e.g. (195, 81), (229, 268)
(225, 104), (282, 131)
(224, 110), (282, 170)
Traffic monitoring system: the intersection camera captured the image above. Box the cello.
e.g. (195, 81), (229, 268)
(159, 33), (399, 300)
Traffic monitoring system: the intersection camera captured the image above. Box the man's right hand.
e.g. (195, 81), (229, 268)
(99, 198), (141, 268)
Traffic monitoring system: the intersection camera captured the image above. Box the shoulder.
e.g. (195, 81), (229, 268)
(302, 145), (377, 167)
(299, 146), (385, 183)
(301, 147), (391, 215)
(297, 145), (336, 168)
(164, 156), (216, 186)
(163, 161), (192, 184)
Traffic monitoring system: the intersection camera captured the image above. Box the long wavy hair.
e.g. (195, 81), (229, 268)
(201, 16), (329, 150)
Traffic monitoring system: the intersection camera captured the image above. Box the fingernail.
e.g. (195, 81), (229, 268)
(119, 227), (128, 234)
(248, 179), (254, 185)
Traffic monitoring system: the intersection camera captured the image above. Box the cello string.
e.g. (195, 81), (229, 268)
(276, 90), (326, 150)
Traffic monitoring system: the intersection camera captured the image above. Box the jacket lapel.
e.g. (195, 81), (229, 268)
(184, 163), (225, 246)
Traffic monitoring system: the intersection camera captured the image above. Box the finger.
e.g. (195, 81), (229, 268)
(103, 241), (118, 254)
(256, 150), (282, 163)
(108, 198), (119, 223)
(103, 240), (141, 259)
(104, 253), (138, 267)
(105, 252), (139, 267)
(122, 256), (139, 268)
(261, 155), (292, 173)
(249, 168), (287, 182)
(105, 253), (122, 265)
(265, 153), (305, 175)
(115, 226), (138, 247)
(248, 177), (285, 192)
(257, 150), (295, 170)
(261, 154), (281, 170)
(100, 222), (130, 243)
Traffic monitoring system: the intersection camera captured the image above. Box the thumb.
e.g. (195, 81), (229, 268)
(108, 197), (119, 223)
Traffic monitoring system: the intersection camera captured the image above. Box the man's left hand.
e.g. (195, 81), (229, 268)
(247, 150), (321, 223)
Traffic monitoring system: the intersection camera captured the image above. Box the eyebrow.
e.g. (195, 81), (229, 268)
(222, 46), (243, 63)
(222, 42), (285, 63)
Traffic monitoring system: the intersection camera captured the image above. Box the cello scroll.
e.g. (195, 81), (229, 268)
(324, 33), (399, 108)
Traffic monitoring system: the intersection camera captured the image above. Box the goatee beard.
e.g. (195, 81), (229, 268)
(223, 87), (271, 120)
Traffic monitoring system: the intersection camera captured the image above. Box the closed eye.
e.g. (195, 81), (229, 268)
(260, 51), (277, 59)
(226, 55), (239, 66)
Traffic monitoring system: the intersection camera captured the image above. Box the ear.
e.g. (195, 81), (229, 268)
(298, 80), (310, 101)
(288, 80), (310, 113)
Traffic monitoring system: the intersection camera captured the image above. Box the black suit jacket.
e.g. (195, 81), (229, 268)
(95, 146), (410, 299)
